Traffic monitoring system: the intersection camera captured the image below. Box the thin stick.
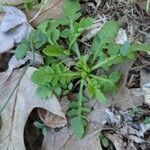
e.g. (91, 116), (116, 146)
(29, 0), (62, 23)
(131, 26), (150, 42)
(29, 0), (49, 23)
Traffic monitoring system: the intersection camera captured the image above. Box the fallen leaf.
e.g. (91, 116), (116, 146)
(0, 52), (43, 86)
(105, 133), (125, 150)
(42, 127), (102, 150)
(38, 108), (67, 128)
(141, 69), (150, 104)
(0, 67), (67, 150)
(111, 61), (144, 110)
(42, 127), (73, 150)
(0, 6), (32, 53)
(26, 0), (64, 26)
(64, 132), (102, 150)
(87, 101), (109, 125)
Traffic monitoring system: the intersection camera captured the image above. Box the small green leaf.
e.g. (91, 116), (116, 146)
(101, 137), (109, 148)
(120, 41), (130, 56)
(109, 71), (121, 83)
(63, 0), (81, 23)
(34, 121), (44, 129)
(31, 68), (50, 86)
(95, 89), (107, 103)
(69, 102), (79, 109)
(15, 43), (28, 60)
(53, 86), (62, 96)
(68, 83), (73, 90)
(91, 21), (119, 62)
(36, 85), (52, 99)
(42, 127), (48, 136)
(60, 28), (71, 38)
(92, 54), (124, 71)
(144, 117), (150, 124)
(130, 43), (150, 52)
(32, 30), (47, 49)
(77, 17), (93, 32)
(70, 116), (86, 139)
(81, 108), (91, 113)
(67, 109), (78, 117)
(43, 45), (70, 57)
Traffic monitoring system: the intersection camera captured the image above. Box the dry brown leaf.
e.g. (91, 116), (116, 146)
(42, 127), (73, 150)
(0, 52), (43, 87)
(42, 127), (102, 150)
(87, 101), (109, 125)
(111, 61), (144, 110)
(141, 69), (150, 104)
(105, 133), (125, 150)
(26, 0), (64, 26)
(0, 67), (67, 150)
(0, 6), (32, 53)
(38, 108), (67, 128)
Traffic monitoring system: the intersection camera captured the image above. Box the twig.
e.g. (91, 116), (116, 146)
(39, 0), (62, 16)
(131, 26), (150, 42)
(29, 0), (62, 23)
(29, 0), (49, 23)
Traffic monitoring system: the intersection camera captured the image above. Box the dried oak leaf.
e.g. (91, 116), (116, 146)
(42, 127), (102, 150)
(0, 67), (67, 150)
(0, 52), (43, 87)
(0, 6), (32, 53)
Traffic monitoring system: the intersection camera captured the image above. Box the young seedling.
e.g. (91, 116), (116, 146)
(15, 0), (150, 139)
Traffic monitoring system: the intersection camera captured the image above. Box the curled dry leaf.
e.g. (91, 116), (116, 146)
(0, 6), (32, 53)
(104, 133), (125, 150)
(0, 52), (43, 86)
(38, 108), (67, 128)
(0, 67), (67, 150)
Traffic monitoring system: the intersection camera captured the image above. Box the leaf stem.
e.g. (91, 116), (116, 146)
(78, 80), (84, 116)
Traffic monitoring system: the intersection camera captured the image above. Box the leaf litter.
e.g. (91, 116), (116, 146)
(0, 0), (150, 149)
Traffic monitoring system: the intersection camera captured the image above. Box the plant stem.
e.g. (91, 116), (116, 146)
(78, 80), (84, 116)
